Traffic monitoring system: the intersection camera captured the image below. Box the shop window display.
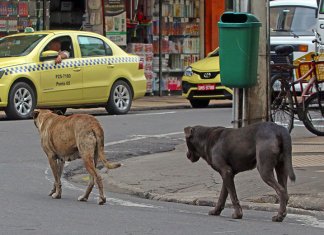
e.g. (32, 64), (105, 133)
(125, 0), (201, 95)
(0, 0), (44, 37)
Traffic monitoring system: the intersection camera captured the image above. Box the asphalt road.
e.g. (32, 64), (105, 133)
(0, 108), (323, 234)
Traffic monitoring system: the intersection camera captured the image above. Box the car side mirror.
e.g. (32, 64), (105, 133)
(40, 50), (58, 61)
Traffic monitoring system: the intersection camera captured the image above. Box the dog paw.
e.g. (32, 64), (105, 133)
(51, 193), (61, 199)
(78, 196), (88, 202)
(98, 197), (106, 205)
(272, 215), (284, 222)
(208, 209), (222, 216)
(48, 191), (55, 196)
(232, 212), (243, 219)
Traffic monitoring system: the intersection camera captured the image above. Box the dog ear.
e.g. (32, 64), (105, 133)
(184, 126), (193, 138)
(31, 109), (40, 119)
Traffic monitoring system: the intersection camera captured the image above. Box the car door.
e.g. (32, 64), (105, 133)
(77, 35), (113, 102)
(39, 35), (83, 105)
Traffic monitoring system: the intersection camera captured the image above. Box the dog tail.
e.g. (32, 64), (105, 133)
(93, 127), (121, 170)
(282, 130), (296, 182)
(99, 152), (121, 169)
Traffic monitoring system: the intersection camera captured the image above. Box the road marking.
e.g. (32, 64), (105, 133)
(135, 111), (176, 116)
(213, 232), (239, 234)
(288, 214), (324, 229)
(105, 132), (183, 146)
(44, 168), (159, 208)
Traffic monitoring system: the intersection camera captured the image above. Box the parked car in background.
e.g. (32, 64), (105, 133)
(181, 48), (233, 108)
(0, 29), (146, 120)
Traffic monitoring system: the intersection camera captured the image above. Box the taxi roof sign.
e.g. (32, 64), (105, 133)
(24, 27), (35, 33)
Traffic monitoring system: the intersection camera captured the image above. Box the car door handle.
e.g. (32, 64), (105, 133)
(73, 67), (81, 72)
(107, 64), (115, 69)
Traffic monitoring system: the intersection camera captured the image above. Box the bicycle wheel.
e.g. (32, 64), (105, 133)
(303, 91), (324, 136)
(270, 75), (294, 133)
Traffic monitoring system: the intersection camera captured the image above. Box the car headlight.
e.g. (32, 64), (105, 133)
(184, 66), (193, 77)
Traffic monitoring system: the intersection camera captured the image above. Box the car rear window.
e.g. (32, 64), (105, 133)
(270, 6), (317, 36)
(0, 34), (46, 57)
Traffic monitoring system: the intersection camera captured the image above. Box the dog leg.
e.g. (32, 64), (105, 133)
(78, 175), (94, 202)
(275, 163), (289, 204)
(95, 175), (106, 205)
(47, 156), (62, 199)
(209, 183), (228, 216)
(220, 167), (243, 219)
(48, 159), (65, 196)
(82, 156), (106, 205)
(258, 168), (288, 222)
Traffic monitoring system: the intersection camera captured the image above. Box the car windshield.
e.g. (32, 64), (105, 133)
(208, 48), (219, 57)
(270, 6), (317, 36)
(0, 34), (46, 57)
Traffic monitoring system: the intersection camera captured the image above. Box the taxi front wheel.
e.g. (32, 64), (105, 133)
(5, 82), (36, 120)
(106, 80), (132, 115)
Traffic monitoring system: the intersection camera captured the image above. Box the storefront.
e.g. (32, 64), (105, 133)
(0, 0), (48, 37)
(107, 0), (204, 95)
(0, 0), (227, 96)
(118, 0), (227, 95)
(49, 0), (85, 30)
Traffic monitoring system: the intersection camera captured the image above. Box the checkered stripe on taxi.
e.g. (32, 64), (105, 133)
(0, 57), (139, 76)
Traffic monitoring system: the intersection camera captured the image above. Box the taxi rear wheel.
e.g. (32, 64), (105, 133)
(106, 80), (132, 115)
(5, 82), (36, 120)
(189, 99), (210, 108)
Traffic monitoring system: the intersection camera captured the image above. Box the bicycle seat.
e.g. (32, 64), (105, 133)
(274, 45), (294, 56)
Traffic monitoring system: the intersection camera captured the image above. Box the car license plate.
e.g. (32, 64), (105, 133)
(197, 84), (215, 91)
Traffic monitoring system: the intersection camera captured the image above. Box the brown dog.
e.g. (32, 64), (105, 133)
(33, 109), (121, 205)
(184, 122), (295, 222)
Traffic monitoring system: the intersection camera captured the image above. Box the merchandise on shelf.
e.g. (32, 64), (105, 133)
(150, 0), (200, 92)
(0, 0), (40, 34)
(127, 43), (154, 92)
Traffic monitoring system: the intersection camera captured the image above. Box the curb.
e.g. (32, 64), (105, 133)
(102, 175), (324, 218)
(130, 102), (232, 112)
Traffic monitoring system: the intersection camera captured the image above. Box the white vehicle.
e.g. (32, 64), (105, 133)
(270, 0), (318, 64)
(317, 0), (324, 44)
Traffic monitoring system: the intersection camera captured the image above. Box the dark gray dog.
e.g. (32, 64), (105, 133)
(184, 122), (295, 222)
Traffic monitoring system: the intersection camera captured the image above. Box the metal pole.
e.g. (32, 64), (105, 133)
(159, 0), (162, 96)
(243, 0), (269, 125)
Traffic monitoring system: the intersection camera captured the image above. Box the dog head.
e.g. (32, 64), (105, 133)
(32, 109), (53, 130)
(184, 126), (201, 162)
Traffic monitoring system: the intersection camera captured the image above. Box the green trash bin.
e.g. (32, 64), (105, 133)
(218, 12), (261, 88)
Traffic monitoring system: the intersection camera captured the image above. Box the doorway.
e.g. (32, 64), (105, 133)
(50, 0), (85, 30)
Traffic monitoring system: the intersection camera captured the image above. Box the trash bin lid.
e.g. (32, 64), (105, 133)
(218, 12), (262, 28)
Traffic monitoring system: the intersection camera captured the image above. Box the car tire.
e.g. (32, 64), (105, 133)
(106, 80), (132, 115)
(189, 99), (210, 108)
(5, 82), (36, 120)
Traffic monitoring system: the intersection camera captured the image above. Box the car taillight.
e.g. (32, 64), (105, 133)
(138, 58), (144, 70)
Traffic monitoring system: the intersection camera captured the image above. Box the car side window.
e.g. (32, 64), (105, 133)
(43, 36), (74, 58)
(78, 36), (112, 57)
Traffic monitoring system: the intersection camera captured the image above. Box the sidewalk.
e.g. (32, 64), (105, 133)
(66, 96), (324, 217)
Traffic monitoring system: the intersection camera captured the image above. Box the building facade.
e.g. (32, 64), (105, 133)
(0, 0), (229, 95)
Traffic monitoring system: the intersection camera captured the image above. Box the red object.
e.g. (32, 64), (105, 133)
(137, 10), (144, 22)
(205, 0), (225, 55)
(197, 84), (216, 91)
(138, 58), (144, 70)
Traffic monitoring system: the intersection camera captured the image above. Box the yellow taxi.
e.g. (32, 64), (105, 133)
(0, 29), (146, 119)
(181, 48), (233, 108)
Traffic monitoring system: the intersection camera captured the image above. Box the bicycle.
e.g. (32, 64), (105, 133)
(270, 39), (324, 136)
